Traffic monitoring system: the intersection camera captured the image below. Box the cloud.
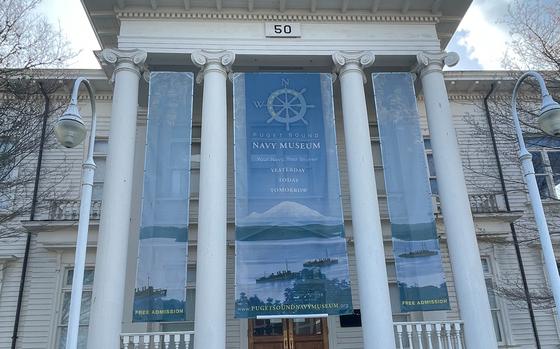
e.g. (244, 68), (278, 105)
(445, 30), (483, 70)
(446, 0), (513, 70)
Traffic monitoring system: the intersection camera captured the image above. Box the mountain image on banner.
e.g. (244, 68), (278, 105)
(239, 201), (341, 227)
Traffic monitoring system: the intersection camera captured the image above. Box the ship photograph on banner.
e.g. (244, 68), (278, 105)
(133, 72), (194, 322)
(373, 72), (450, 312)
(233, 73), (353, 318)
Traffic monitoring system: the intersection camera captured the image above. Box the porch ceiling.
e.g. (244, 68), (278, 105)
(82, 0), (471, 51)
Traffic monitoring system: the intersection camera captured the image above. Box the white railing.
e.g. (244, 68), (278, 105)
(394, 321), (465, 349)
(121, 331), (193, 349)
(121, 322), (463, 349)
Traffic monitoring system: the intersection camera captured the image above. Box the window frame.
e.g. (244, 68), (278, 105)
(55, 267), (95, 349)
(385, 260), (412, 323)
(423, 137), (438, 197)
(480, 256), (513, 346)
(189, 124), (201, 198)
(92, 138), (109, 202)
(0, 138), (18, 212)
(527, 136), (560, 201)
(158, 262), (196, 332)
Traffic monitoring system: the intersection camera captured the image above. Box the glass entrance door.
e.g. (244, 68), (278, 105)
(249, 318), (328, 349)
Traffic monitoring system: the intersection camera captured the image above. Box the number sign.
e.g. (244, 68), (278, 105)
(265, 23), (301, 38)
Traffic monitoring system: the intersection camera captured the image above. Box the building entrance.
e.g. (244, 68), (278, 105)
(249, 317), (328, 349)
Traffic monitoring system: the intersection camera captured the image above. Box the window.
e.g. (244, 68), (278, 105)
(160, 264), (196, 332)
(190, 125), (201, 197)
(0, 139), (16, 210)
(527, 136), (560, 200)
(424, 138), (438, 196)
(0, 261), (9, 295)
(92, 140), (108, 201)
(386, 261), (410, 323)
(481, 258), (504, 343)
(57, 268), (94, 349)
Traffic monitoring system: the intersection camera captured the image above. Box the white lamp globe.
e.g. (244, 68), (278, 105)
(538, 96), (560, 136)
(54, 104), (87, 148)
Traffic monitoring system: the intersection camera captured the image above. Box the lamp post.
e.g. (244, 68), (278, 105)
(54, 77), (97, 349)
(511, 71), (560, 320)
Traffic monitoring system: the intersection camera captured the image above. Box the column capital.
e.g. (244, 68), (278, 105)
(191, 50), (236, 83)
(100, 48), (147, 78)
(332, 51), (375, 83)
(416, 51), (459, 78)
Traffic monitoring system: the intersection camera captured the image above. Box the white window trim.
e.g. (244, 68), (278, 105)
(0, 138), (18, 213)
(481, 254), (515, 346)
(92, 137), (109, 203)
(0, 263), (4, 296)
(423, 137), (441, 213)
(0, 256), (16, 296)
(527, 137), (560, 201)
(53, 264), (95, 349)
(190, 124), (202, 199)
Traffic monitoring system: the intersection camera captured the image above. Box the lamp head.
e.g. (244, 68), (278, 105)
(538, 95), (560, 136)
(54, 103), (87, 148)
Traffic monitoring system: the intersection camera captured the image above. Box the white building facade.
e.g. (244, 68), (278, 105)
(2, 1), (560, 348)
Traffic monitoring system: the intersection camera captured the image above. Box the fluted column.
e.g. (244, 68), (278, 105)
(191, 49), (235, 349)
(333, 51), (396, 349)
(87, 48), (146, 349)
(417, 51), (498, 349)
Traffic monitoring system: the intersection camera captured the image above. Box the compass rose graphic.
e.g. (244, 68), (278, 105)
(264, 80), (315, 131)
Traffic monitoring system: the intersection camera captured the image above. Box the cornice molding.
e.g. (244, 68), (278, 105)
(116, 9), (439, 24)
(417, 94), (486, 101)
(418, 93), (513, 101)
(0, 93), (113, 101)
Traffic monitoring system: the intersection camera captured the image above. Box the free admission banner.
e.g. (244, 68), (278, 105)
(372, 73), (450, 312)
(233, 73), (352, 318)
(133, 72), (194, 322)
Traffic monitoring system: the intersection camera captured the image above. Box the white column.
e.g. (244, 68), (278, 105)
(191, 49), (235, 349)
(417, 51), (498, 349)
(333, 51), (396, 349)
(87, 48), (146, 349)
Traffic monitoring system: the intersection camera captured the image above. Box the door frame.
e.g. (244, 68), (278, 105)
(248, 318), (329, 349)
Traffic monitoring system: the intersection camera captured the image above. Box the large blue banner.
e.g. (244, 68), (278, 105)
(233, 73), (352, 318)
(372, 73), (450, 312)
(133, 72), (194, 322)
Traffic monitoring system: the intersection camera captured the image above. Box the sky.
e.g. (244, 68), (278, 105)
(446, 0), (514, 70)
(38, 0), (514, 70)
(38, 0), (101, 69)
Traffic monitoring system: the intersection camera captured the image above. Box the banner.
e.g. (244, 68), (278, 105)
(372, 73), (450, 312)
(133, 72), (194, 322)
(233, 73), (352, 318)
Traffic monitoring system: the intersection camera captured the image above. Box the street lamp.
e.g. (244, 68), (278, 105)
(54, 77), (97, 349)
(511, 71), (560, 320)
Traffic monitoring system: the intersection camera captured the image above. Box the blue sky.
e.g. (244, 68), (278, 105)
(38, 0), (513, 70)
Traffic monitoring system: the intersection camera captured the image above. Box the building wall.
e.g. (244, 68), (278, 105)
(2, 68), (560, 349)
